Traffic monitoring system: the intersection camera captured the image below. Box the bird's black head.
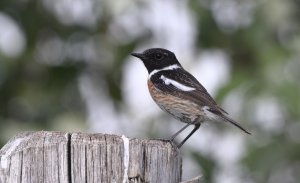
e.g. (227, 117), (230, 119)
(131, 48), (181, 74)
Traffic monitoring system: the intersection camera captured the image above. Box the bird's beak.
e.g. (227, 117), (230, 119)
(131, 52), (145, 60)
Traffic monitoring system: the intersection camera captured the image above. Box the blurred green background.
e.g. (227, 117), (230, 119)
(0, 0), (299, 182)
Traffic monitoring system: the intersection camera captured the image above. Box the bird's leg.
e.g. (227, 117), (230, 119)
(177, 124), (201, 148)
(169, 122), (192, 141)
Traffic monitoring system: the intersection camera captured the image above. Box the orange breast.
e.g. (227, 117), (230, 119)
(147, 80), (203, 123)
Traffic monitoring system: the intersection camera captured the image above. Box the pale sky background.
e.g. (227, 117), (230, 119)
(0, 0), (290, 182)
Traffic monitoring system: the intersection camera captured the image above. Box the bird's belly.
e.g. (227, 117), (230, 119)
(156, 101), (204, 124)
(148, 81), (204, 124)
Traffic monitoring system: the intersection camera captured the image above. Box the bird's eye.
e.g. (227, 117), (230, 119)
(155, 53), (163, 60)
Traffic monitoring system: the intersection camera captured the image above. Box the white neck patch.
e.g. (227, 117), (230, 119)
(149, 64), (181, 79)
(160, 75), (195, 91)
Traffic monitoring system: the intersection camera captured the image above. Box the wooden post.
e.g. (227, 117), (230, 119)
(0, 131), (201, 183)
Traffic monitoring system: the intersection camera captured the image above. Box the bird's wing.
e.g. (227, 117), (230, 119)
(150, 69), (251, 134)
(150, 69), (228, 114)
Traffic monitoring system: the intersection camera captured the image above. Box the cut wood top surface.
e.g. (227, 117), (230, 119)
(0, 131), (202, 183)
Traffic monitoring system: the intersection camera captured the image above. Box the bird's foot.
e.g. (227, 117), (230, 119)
(167, 138), (181, 150)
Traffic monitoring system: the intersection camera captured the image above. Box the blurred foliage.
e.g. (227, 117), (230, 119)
(0, 0), (300, 183)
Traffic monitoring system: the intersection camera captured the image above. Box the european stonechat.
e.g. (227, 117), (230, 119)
(131, 48), (250, 148)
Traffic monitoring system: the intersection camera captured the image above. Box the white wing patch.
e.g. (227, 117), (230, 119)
(149, 64), (181, 79)
(160, 75), (195, 91)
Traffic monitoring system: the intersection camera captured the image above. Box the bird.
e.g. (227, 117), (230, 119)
(131, 48), (250, 148)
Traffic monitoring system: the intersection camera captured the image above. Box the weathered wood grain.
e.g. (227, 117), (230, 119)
(0, 131), (69, 183)
(0, 131), (195, 183)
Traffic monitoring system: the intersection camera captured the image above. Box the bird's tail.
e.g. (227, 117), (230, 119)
(220, 114), (251, 134)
